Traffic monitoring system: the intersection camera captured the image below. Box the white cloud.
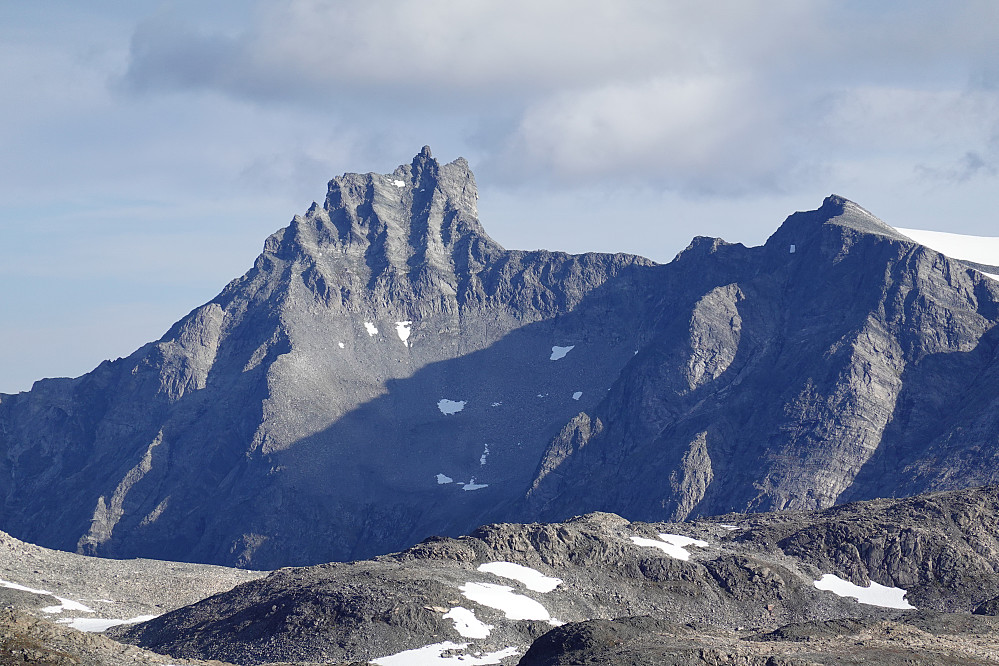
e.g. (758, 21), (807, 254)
(496, 76), (800, 194)
(118, 1), (999, 193)
(6, 0), (999, 392)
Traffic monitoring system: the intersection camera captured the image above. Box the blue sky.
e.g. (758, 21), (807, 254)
(2, 1), (999, 393)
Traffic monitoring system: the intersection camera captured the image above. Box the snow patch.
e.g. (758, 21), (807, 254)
(338, 342), (345, 349)
(895, 227), (999, 268)
(442, 607), (492, 638)
(480, 444), (489, 466)
(0, 579), (93, 615)
(491, 402), (502, 407)
(395, 321), (413, 346)
(0, 579), (51, 596)
(42, 598), (94, 614)
(462, 479), (488, 491)
(392, 179), (406, 188)
(373, 642), (518, 666)
(813, 573), (915, 609)
(789, 244), (796, 254)
(477, 562), (562, 593)
(436, 474), (454, 485)
(438, 399), (466, 415)
(572, 391), (582, 400)
(57, 614), (158, 633)
(630, 533), (709, 561)
(550, 345), (575, 361)
(459, 582), (554, 622)
(720, 524), (740, 531)
(364, 322), (378, 336)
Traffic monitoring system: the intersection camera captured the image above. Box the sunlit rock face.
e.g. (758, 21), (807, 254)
(3, 148), (999, 569)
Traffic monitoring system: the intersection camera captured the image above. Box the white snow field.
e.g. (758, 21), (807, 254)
(549, 345), (575, 361)
(572, 391), (583, 400)
(57, 614), (159, 632)
(477, 562), (562, 593)
(462, 479), (488, 491)
(1, 579), (53, 597)
(1, 578), (94, 615)
(437, 399), (466, 415)
(813, 573), (915, 609)
(394, 321), (412, 346)
(896, 227), (999, 279)
(392, 179), (406, 188)
(459, 582), (554, 622)
(364, 322), (379, 336)
(436, 473), (453, 484)
(630, 533), (709, 561)
(372, 641), (519, 666)
(442, 606), (493, 638)
(42, 597), (94, 614)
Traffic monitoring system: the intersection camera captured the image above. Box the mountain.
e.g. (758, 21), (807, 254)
(3, 148), (999, 569)
(521, 196), (999, 522)
(112, 485), (999, 665)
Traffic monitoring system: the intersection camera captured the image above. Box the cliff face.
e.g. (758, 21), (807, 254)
(0, 148), (655, 568)
(523, 196), (999, 522)
(2, 150), (999, 569)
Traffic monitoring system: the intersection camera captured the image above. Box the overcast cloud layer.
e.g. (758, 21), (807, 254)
(2, 0), (999, 392)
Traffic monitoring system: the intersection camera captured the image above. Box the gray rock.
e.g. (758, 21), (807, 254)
(105, 486), (999, 665)
(3, 153), (999, 571)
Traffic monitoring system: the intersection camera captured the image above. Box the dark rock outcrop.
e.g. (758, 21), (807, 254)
(114, 486), (999, 665)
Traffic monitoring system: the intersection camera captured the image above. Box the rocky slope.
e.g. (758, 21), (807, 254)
(0, 528), (263, 636)
(522, 197), (999, 523)
(517, 613), (999, 666)
(3, 148), (999, 569)
(0, 529), (263, 666)
(0, 608), (240, 666)
(112, 486), (999, 665)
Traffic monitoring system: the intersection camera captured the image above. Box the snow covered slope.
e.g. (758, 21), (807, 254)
(895, 227), (999, 278)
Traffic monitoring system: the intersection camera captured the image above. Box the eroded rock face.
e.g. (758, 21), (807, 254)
(521, 196), (999, 524)
(2, 150), (999, 570)
(0, 148), (655, 568)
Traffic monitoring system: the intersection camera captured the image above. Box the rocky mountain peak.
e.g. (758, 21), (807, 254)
(762, 193), (912, 263)
(258, 149), (503, 304)
(314, 146), (492, 251)
(819, 194), (909, 240)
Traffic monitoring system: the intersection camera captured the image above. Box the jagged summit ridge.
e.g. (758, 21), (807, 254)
(256, 147), (505, 313)
(291, 148), (494, 261)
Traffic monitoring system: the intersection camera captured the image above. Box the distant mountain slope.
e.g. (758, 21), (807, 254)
(0, 148), (656, 568)
(522, 196), (999, 523)
(2, 149), (999, 569)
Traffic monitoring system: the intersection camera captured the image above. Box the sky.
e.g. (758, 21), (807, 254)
(2, 1), (999, 394)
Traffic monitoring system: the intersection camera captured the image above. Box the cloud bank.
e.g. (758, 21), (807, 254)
(121, 0), (999, 194)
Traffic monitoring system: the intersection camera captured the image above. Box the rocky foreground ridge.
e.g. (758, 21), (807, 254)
(3, 148), (999, 569)
(113, 485), (999, 664)
(3, 485), (999, 665)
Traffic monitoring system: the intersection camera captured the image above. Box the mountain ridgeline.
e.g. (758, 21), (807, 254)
(2, 148), (999, 569)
